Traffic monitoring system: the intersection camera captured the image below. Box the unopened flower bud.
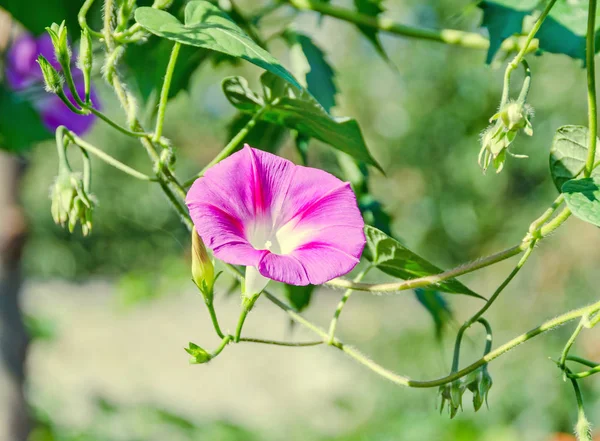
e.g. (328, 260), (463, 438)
(46, 21), (71, 67)
(184, 342), (211, 364)
(438, 379), (465, 419)
(78, 29), (93, 73)
(37, 55), (64, 93)
(479, 100), (534, 173)
(50, 171), (95, 236)
(191, 226), (215, 303)
(465, 366), (493, 412)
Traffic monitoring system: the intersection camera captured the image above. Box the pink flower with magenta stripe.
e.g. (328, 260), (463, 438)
(186, 146), (366, 296)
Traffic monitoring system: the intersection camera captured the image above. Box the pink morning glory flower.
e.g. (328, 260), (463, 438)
(186, 146), (366, 296)
(5, 33), (97, 136)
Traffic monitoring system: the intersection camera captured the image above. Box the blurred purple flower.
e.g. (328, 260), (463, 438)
(5, 33), (97, 135)
(186, 145), (366, 294)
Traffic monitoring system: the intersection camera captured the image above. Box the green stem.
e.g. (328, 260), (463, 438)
(528, 194), (564, 236)
(56, 89), (87, 115)
(238, 337), (323, 347)
(566, 355), (598, 369)
(87, 108), (150, 138)
(77, 145), (92, 192)
(327, 267), (371, 344)
(183, 107), (268, 187)
(451, 242), (535, 371)
(332, 299), (600, 388)
(478, 318), (493, 356)
(287, 0), (488, 49)
(559, 319), (586, 369)
(500, 0), (557, 107)
(329, 204), (571, 293)
(211, 335), (231, 358)
(78, 0), (104, 39)
(585, 0), (598, 177)
(153, 42), (181, 143)
(206, 301), (225, 339)
(234, 296), (259, 343)
(67, 131), (156, 181)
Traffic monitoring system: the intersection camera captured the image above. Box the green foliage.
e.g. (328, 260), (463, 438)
(549, 125), (600, 192)
(0, 87), (53, 152)
(363, 226), (480, 297)
(282, 283), (315, 312)
(0, 0), (80, 34)
(479, 0), (537, 63)
(134, 1), (302, 89)
(222, 73), (382, 170)
(479, 0), (600, 62)
(562, 177), (600, 227)
(125, 37), (211, 107)
(353, 0), (389, 61)
(285, 31), (338, 112)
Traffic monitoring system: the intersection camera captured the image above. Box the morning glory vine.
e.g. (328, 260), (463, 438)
(4, 0), (600, 437)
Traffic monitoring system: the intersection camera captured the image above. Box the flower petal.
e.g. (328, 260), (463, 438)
(5, 33), (38, 90)
(258, 253), (310, 286)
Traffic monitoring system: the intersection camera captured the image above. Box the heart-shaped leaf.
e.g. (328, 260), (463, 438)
(562, 177), (600, 227)
(549, 125), (600, 192)
(135, 1), (301, 89)
(363, 226), (481, 297)
(222, 74), (382, 171)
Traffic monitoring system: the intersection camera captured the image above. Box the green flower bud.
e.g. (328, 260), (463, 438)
(185, 342), (211, 364)
(191, 226), (215, 303)
(479, 100), (534, 174)
(37, 55), (64, 94)
(50, 171), (95, 236)
(465, 366), (493, 412)
(438, 379), (465, 419)
(78, 29), (93, 73)
(46, 21), (71, 67)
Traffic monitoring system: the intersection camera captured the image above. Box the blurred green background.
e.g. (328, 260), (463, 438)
(1, 0), (600, 440)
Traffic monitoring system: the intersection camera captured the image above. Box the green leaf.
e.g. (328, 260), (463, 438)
(549, 125), (600, 192)
(562, 177), (600, 227)
(1, 0), (81, 34)
(134, 1), (301, 89)
(536, 0), (600, 61)
(414, 289), (453, 341)
(0, 86), (53, 152)
(479, 0), (538, 63)
(363, 225), (481, 297)
(353, 0), (389, 61)
(285, 31), (338, 113)
(283, 284), (315, 312)
(222, 74), (382, 171)
(479, 0), (600, 62)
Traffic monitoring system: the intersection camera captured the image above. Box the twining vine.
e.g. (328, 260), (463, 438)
(5, 0), (600, 437)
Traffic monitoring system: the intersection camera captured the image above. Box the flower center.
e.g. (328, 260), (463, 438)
(246, 217), (311, 255)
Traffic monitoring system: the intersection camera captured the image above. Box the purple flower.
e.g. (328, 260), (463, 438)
(5, 33), (97, 136)
(186, 146), (366, 294)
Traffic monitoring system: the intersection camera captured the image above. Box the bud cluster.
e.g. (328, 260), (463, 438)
(438, 366), (492, 418)
(50, 170), (95, 236)
(479, 100), (534, 173)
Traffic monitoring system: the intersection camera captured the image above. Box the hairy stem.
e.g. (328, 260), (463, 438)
(501, 0), (557, 106)
(238, 337), (323, 347)
(67, 131), (156, 181)
(451, 241), (536, 372)
(286, 0), (539, 54)
(327, 267), (371, 344)
(585, 0), (598, 177)
(153, 42), (181, 143)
